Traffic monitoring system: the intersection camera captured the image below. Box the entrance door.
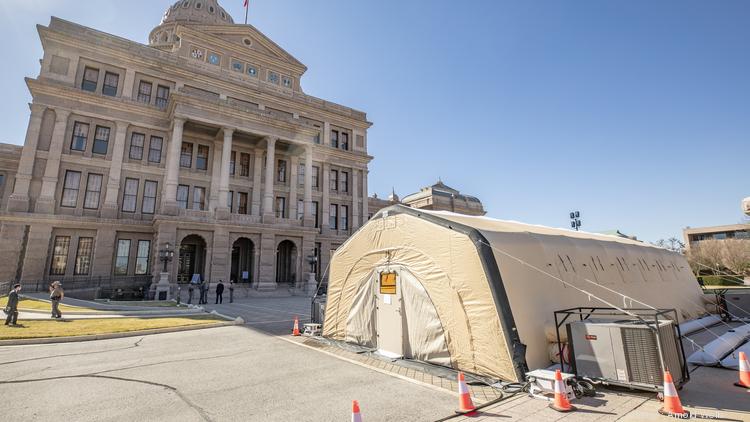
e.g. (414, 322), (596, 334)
(375, 271), (404, 358)
(178, 245), (196, 283)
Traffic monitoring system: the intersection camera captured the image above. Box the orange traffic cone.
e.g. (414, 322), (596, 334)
(457, 372), (477, 415)
(292, 316), (300, 336)
(549, 369), (576, 412)
(351, 400), (362, 422)
(735, 351), (750, 389)
(658, 370), (690, 417)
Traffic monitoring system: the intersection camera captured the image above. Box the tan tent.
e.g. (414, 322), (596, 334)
(322, 205), (705, 382)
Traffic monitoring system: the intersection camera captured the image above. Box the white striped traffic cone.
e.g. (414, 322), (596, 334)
(658, 370), (689, 417)
(351, 400), (362, 422)
(735, 351), (750, 389)
(549, 369), (575, 412)
(457, 372), (477, 415)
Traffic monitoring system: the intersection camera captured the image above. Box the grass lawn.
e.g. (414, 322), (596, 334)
(0, 315), (225, 340)
(0, 296), (99, 313)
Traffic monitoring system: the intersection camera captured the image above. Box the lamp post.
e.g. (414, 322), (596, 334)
(159, 242), (175, 272)
(569, 211), (582, 231)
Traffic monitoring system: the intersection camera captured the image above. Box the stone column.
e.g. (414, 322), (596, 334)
(208, 139), (222, 213)
(8, 103), (46, 212)
(251, 150), (263, 216)
(262, 137), (277, 223)
(20, 224), (53, 282)
(162, 118), (185, 216)
(321, 163), (330, 233)
(303, 144), (314, 227)
(323, 122), (331, 147)
(101, 121), (129, 218)
(121, 69), (136, 99)
(257, 232), (277, 290)
(35, 109), (71, 214)
(289, 155), (298, 222)
(362, 167), (369, 222)
(352, 169), (360, 230)
(216, 127), (234, 219)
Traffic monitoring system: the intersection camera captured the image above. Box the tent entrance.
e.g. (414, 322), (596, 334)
(376, 271), (404, 358)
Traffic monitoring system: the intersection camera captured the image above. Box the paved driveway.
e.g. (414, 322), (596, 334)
(0, 324), (455, 421)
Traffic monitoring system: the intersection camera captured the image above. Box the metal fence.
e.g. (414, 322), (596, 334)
(3, 276), (153, 300)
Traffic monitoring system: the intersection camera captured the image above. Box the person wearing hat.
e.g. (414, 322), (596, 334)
(4, 284), (21, 326)
(49, 281), (64, 319)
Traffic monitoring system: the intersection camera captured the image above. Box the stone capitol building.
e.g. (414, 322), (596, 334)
(0, 0), (375, 294)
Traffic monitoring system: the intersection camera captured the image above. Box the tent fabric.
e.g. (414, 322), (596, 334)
(323, 205), (704, 382)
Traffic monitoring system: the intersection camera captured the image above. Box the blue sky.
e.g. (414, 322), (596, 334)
(0, 0), (747, 242)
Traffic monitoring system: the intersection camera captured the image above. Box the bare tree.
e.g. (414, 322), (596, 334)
(653, 237), (686, 254)
(721, 239), (750, 277)
(686, 240), (725, 275)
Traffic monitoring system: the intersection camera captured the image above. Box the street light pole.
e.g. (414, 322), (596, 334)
(570, 211), (582, 231)
(159, 243), (175, 273)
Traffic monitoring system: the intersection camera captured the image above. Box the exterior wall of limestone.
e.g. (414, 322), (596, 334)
(0, 17), (372, 290)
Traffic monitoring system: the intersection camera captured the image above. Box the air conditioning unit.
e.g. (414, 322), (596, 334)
(567, 318), (687, 392)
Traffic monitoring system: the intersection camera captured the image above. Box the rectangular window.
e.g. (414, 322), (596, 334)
(240, 153), (250, 177)
(61, 170), (81, 207)
(82, 67), (99, 92)
(155, 85), (170, 109)
(329, 204), (338, 229)
(298, 164), (305, 186)
(330, 170), (339, 191)
(277, 160), (287, 183)
(238, 192), (248, 214)
(129, 133), (145, 160)
(148, 136), (163, 163)
(196, 145), (209, 170)
(137, 81), (152, 104)
(103, 72), (119, 96)
(297, 199), (304, 220)
(227, 191), (234, 212)
(83, 173), (103, 209)
(341, 132), (349, 150)
(331, 130), (339, 148)
(177, 185), (189, 209)
(92, 126), (110, 155)
(193, 186), (205, 210)
(276, 197), (286, 219)
(229, 151), (236, 176)
(312, 166), (320, 188)
(312, 201), (319, 228)
(142, 180), (157, 214)
(135, 240), (150, 275)
(71, 122), (89, 151)
(50, 236), (71, 276)
(74, 237), (94, 275)
(341, 205), (349, 231)
(114, 239), (131, 276)
(180, 142), (193, 168)
(122, 178), (139, 212)
(341, 171), (349, 193)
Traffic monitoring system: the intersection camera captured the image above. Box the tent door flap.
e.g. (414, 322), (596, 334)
(376, 271), (404, 358)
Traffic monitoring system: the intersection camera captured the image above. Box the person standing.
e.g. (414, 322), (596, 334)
(199, 280), (207, 305)
(49, 281), (64, 319)
(4, 284), (21, 326)
(187, 283), (195, 304)
(215, 280), (225, 304)
(229, 280), (235, 303)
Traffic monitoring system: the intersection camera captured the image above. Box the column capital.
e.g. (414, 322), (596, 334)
(223, 127), (236, 137)
(54, 109), (71, 123)
(265, 136), (278, 146)
(173, 117), (186, 127)
(115, 120), (130, 133)
(28, 103), (46, 115)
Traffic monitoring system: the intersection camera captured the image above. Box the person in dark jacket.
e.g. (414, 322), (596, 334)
(187, 283), (195, 304)
(4, 284), (21, 326)
(199, 280), (207, 304)
(215, 280), (225, 304)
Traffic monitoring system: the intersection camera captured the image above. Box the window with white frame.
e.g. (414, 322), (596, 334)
(122, 178), (139, 212)
(148, 136), (163, 163)
(177, 185), (189, 209)
(103, 72), (119, 96)
(137, 81), (152, 104)
(129, 133), (145, 160)
(71, 122), (89, 152)
(192, 186), (205, 210)
(135, 240), (150, 275)
(61, 170), (81, 207)
(92, 126), (110, 155)
(74, 237), (94, 275)
(83, 173), (103, 209)
(142, 180), (158, 214)
(114, 239), (130, 275)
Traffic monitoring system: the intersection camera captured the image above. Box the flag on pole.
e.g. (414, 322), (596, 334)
(244, 0), (249, 24)
(244, 0), (249, 6)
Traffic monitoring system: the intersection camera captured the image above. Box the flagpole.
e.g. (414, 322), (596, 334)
(245, 1), (249, 24)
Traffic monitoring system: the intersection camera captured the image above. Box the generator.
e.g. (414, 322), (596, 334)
(554, 308), (689, 393)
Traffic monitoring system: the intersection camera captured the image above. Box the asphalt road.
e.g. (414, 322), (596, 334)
(0, 324), (456, 422)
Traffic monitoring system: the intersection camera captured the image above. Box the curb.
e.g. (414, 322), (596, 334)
(0, 320), (240, 346)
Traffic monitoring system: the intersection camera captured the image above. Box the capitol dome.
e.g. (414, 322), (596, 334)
(150, 0), (235, 47)
(743, 197), (750, 216)
(161, 0), (234, 25)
